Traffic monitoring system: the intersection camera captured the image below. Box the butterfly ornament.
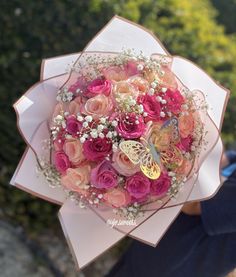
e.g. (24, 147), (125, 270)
(119, 117), (182, 180)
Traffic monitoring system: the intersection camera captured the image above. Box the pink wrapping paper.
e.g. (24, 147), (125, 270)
(11, 16), (230, 270)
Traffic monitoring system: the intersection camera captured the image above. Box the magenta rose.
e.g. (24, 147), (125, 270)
(83, 137), (112, 161)
(176, 135), (193, 152)
(125, 172), (151, 199)
(163, 89), (184, 114)
(150, 172), (171, 197)
(66, 115), (82, 136)
(91, 160), (118, 189)
(116, 112), (145, 139)
(84, 78), (112, 98)
(68, 76), (88, 94)
(137, 94), (161, 122)
(54, 151), (71, 174)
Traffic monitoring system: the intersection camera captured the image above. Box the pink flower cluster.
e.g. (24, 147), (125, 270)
(50, 52), (200, 213)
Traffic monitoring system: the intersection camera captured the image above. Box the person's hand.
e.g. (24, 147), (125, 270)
(182, 201), (201, 216)
(220, 152), (229, 168)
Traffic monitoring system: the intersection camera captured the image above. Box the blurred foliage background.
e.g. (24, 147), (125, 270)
(0, 0), (236, 234)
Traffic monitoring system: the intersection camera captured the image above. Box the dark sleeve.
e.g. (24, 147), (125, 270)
(201, 177), (236, 235)
(225, 150), (236, 164)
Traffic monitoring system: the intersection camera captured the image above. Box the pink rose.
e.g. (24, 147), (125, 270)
(53, 130), (65, 151)
(103, 65), (127, 81)
(54, 151), (71, 174)
(137, 94), (162, 122)
(103, 188), (131, 208)
(66, 115), (82, 136)
(84, 78), (112, 98)
(163, 89), (184, 114)
(150, 172), (171, 197)
(103, 61), (138, 82)
(81, 94), (113, 120)
(112, 150), (139, 176)
(125, 172), (151, 199)
(123, 60), (139, 77)
(63, 138), (85, 165)
(116, 112), (145, 139)
(54, 139), (64, 151)
(176, 135), (193, 152)
(61, 165), (91, 191)
(91, 160), (118, 189)
(83, 137), (112, 161)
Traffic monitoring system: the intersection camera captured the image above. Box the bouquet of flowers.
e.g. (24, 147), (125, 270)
(47, 50), (209, 220)
(11, 16), (229, 269)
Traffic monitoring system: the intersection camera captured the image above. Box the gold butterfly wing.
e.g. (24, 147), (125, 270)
(119, 140), (146, 165)
(119, 140), (161, 180)
(140, 151), (161, 180)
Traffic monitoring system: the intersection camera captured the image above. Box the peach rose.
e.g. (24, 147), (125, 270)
(148, 123), (171, 151)
(161, 146), (183, 170)
(51, 103), (65, 126)
(143, 66), (177, 89)
(112, 81), (138, 100)
(179, 113), (195, 138)
(159, 66), (178, 90)
(81, 94), (113, 119)
(112, 150), (140, 176)
(103, 188), (131, 208)
(68, 96), (84, 115)
(143, 68), (158, 84)
(61, 165), (91, 191)
(128, 76), (149, 95)
(63, 138), (85, 166)
(175, 158), (193, 176)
